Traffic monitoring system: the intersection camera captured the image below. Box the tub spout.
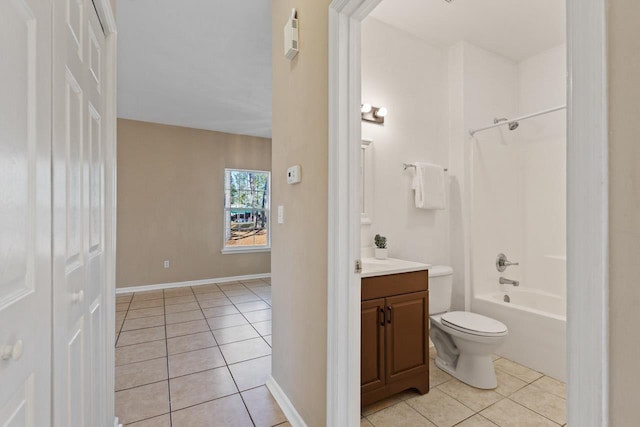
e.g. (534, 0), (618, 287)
(499, 277), (519, 286)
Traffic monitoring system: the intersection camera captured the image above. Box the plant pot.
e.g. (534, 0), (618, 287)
(375, 248), (388, 260)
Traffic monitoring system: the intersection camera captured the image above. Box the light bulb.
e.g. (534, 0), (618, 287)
(375, 107), (388, 118)
(361, 103), (372, 113)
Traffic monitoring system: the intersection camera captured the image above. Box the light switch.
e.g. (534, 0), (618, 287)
(164, 260), (170, 269)
(277, 205), (284, 224)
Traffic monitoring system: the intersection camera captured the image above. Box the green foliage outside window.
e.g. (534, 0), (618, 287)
(224, 169), (270, 248)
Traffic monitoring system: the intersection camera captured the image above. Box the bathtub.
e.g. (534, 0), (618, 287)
(473, 289), (566, 381)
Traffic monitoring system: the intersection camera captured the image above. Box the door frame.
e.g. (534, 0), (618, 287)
(327, 1), (379, 426)
(327, 1), (609, 426)
(88, 0), (118, 424)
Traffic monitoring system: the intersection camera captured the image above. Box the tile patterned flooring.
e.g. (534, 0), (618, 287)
(117, 279), (566, 427)
(361, 348), (567, 427)
(115, 278), (290, 427)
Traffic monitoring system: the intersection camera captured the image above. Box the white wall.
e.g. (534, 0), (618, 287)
(447, 43), (468, 310)
(519, 45), (567, 297)
(465, 42), (566, 298)
(360, 21), (566, 305)
(361, 18), (450, 266)
(463, 43), (523, 298)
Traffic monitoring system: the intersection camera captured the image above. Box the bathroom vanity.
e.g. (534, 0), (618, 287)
(361, 258), (430, 407)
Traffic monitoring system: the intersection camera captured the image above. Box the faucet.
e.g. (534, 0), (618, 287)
(496, 253), (519, 272)
(499, 277), (519, 287)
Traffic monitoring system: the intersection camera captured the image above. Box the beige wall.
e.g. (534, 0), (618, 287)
(268, 1), (640, 424)
(116, 119), (271, 288)
(271, 1), (330, 425)
(608, 0), (640, 423)
(268, 1), (640, 425)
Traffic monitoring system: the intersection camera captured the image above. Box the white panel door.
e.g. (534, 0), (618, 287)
(52, 0), (107, 425)
(0, 0), (52, 425)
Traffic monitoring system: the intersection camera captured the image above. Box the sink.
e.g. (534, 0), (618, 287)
(362, 259), (393, 265)
(361, 257), (430, 278)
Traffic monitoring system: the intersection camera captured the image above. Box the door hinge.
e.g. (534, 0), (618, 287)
(355, 259), (362, 274)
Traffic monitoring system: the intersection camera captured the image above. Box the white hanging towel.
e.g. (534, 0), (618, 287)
(412, 162), (446, 210)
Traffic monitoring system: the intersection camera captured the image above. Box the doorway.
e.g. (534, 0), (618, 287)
(327, 0), (609, 425)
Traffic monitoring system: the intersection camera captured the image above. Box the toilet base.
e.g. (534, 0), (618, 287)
(435, 353), (498, 389)
(430, 313), (506, 390)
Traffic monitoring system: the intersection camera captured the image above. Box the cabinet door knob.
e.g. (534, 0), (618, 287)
(1, 340), (24, 361)
(387, 306), (393, 324)
(379, 308), (385, 326)
(71, 290), (85, 303)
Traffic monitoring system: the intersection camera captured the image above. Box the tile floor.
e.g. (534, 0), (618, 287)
(116, 279), (566, 427)
(115, 278), (290, 427)
(361, 348), (567, 427)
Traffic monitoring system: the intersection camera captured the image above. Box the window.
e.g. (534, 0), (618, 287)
(223, 169), (271, 253)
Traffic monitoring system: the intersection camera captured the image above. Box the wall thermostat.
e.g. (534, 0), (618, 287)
(284, 9), (299, 60)
(287, 165), (301, 185)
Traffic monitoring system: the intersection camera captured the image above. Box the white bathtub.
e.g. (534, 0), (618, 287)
(473, 289), (566, 381)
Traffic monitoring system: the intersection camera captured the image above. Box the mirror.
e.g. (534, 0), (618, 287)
(361, 139), (373, 225)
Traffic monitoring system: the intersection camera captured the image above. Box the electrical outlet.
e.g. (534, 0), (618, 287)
(164, 260), (170, 269)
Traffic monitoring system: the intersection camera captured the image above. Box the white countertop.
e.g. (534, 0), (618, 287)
(361, 257), (430, 278)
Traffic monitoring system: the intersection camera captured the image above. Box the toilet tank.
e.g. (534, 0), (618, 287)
(429, 265), (454, 315)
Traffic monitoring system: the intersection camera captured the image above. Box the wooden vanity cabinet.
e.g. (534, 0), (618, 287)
(361, 298), (386, 394)
(361, 270), (429, 407)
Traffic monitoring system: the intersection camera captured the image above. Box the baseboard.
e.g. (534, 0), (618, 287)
(266, 375), (307, 427)
(115, 273), (271, 294)
(114, 417), (121, 427)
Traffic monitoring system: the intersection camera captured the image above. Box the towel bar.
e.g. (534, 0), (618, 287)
(403, 163), (448, 172)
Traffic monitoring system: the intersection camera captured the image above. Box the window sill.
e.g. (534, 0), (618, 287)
(221, 247), (271, 255)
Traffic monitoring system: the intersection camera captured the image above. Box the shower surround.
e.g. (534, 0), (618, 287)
(464, 43), (567, 380)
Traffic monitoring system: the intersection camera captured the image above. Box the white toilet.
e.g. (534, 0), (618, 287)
(429, 266), (508, 389)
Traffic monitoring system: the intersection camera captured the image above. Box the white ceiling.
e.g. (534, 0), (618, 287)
(370, 0), (565, 61)
(117, 1), (563, 138)
(117, 0), (272, 138)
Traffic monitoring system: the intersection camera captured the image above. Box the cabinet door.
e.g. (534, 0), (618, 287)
(385, 291), (429, 384)
(361, 298), (386, 393)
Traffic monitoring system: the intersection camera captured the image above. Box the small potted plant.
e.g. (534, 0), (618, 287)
(374, 234), (388, 260)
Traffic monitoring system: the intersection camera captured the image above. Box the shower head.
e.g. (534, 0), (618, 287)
(493, 118), (520, 131)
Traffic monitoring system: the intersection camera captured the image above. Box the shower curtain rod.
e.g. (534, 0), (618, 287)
(468, 105), (567, 137)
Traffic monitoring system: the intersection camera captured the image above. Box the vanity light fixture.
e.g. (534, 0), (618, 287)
(361, 104), (388, 125)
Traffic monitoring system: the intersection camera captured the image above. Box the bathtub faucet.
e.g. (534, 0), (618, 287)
(499, 277), (520, 287)
(496, 253), (519, 272)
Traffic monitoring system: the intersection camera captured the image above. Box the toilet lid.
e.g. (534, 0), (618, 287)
(441, 311), (508, 336)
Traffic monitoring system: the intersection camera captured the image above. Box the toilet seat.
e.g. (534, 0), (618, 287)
(441, 311), (508, 337)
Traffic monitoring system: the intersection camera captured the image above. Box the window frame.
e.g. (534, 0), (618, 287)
(221, 168), (271, 254)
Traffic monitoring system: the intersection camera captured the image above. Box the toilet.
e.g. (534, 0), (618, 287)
(429, 266), (508, 389)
